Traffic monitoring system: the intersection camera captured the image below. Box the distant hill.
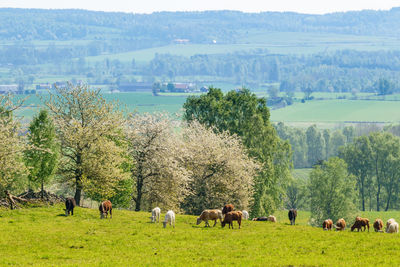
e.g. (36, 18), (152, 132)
(1, 7), (400, 44)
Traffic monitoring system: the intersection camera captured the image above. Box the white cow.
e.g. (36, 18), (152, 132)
(386, 219), (399, 234)
(163, 210), (175, 228)
(242, 210), (249, 220)
(151, 207), (161, 223)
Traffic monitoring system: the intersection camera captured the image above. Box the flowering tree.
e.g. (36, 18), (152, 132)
(126, 113), (189, 211)
(181, 121), (259, 215)
(44, 83), (128, 205)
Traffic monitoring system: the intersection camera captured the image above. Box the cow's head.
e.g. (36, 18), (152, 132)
(163, 221), (167, 228)
(196, 218), (202, 225)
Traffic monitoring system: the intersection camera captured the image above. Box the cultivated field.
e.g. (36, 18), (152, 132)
(270, 99), (400, 124)
(1, 206), (400, 266)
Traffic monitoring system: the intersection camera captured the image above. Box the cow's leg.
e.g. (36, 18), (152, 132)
(110, 208), (112, 219)
(71, 208), (74, 216)
(65, 209), (68, 216)
(213, 219), (217, 227)
(205, 220), (209, 227)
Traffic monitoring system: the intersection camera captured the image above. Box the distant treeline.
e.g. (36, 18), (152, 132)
(2, 8), (400, 42)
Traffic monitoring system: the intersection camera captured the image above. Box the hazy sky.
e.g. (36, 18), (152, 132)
(0, 0), (399, 14)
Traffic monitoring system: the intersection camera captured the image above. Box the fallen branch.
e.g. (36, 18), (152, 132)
(5, 190), (28, 210)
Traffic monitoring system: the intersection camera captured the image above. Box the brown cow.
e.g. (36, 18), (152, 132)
(351, 217), (370, 232)
(373, 218), (383, 232)
(196, 209), (223, 227)
(222, 204), (234, 215)
(335, 218), (346, 231)
(99, 200), (112, 219)
(323, 219), (333, 230)
(222, 211), (242, 229)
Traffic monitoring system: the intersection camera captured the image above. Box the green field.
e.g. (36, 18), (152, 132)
(271, 99), (400, 124)
(1, 206), (400, 266)
(83, 31), (400, 64)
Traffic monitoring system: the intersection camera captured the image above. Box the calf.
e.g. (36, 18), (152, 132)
(222, 211), (242, 229)
(64, 197), (76, 216)
(99, 200), (112, 219)
(288, 209), (297, 225)
(323, 219), (333, 231)
(197, 209), (223, 227)
(373, 218), (383, 232)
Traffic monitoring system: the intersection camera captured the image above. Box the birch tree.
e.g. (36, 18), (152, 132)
(44, 83), (127, 205)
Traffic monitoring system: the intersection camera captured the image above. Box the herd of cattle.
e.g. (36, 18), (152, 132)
(64, 198), (400, 233)
(323, 217), (399, 233)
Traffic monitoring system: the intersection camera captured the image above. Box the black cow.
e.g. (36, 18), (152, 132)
(288, 209), (297, 225)
(252, 217), (268, 221)
(65, 198), (76, 216)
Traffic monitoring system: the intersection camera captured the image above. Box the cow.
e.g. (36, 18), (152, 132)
(288, 209), (297, 225)
(267, 215), (277, 222)
(196, 209), (223, 227)
(373, 218), (383, 232)
(386, 218), (397, 233)
(222, 211), (242, 229)
(242, 210), (249, 220)
(163, 210), (175, 228)
(252, 217), (268, 221)
(99, 200), (112, 219)
(222, 204), (234, 216)
(351, 217), (369, 232)
(387, 221), (399, 234)
(323, 219), (333, 230)
(334, 218), (346, 231)
(64, 197), (76, 216)
(151, 207), (161, 223)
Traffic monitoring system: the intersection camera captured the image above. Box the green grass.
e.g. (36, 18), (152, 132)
(271, 99), (400, 123)
(1, 206), (400, 266)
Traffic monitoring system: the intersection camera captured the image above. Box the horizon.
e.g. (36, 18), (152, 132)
(0, 0), (399, 15)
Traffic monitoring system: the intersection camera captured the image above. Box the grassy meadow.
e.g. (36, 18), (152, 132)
(1, 206), (400, 266)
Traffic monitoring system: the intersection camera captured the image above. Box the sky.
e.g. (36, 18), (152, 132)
(0, 0), (399, 14)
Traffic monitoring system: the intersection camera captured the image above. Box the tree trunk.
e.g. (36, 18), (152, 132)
(361, 176), (365, 211)
(74, 185), (82, 206)
(41, 181), (44, 199)
(385, 185), (392, 211)
(135, 177), (143, 211)
(376, 183), (381, 211)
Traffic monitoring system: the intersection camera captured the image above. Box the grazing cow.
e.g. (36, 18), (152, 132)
(99, 200), (112, 219)
(351, 217), (370, 232)
(196, 209), (223, 227)
(222, 204), (234, 216)
(64, 197), (76, 216)
(387, 221), (399, 234)
(323, 219), (333, 231)
(222, 211), (242, 229)
(252, 217), (268, 221)
(334, 218), (346, 231)
(151, 207), (161, 223)
(288, 209), (297, 225)
(242, 210), (249, 220)
(163, 210), (175, 228)
(386, 218), (397, 233)
(373, 219), (383, 232)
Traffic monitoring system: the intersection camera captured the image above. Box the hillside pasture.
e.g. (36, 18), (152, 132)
(1, 206), (400, 266)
